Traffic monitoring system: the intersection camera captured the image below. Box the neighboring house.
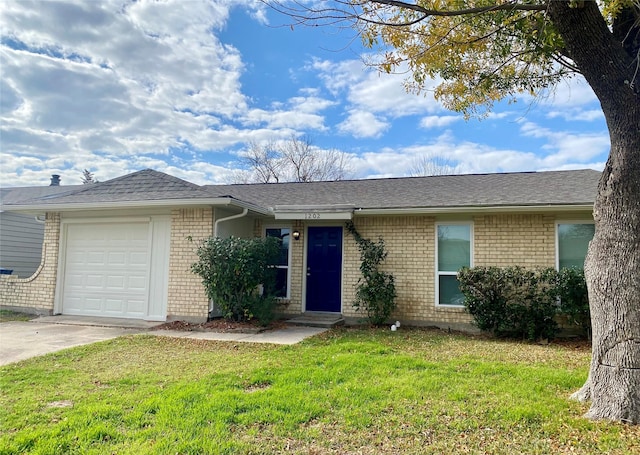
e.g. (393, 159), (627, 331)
(0, 185), (82, 278)
(0, 169), (598, 329)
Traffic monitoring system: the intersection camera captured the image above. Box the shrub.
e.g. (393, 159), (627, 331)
(191, 236), (281, 324)
(556, 267), (591, 339)
(458, 266), (559, 341)
(346, 221), (397, 326)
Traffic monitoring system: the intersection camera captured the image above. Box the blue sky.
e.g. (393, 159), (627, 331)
(0, 0), (608, 187)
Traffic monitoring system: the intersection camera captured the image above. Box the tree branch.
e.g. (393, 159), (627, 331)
(368, 0), (547, 17)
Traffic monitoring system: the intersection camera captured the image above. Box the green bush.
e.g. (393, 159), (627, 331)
(556, 268), (591, 339)
(458, 266), (559, 341)
(191, 236), (281, 324)
(346, 221), (397, 326)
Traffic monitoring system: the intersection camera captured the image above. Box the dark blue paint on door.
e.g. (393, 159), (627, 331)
(306, 226), (342, 312)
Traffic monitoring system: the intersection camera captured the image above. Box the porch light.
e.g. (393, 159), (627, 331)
(292, 230), (301, 240)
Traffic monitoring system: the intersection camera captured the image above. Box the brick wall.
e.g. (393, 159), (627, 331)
(166, 208), (213, 322)
(342, 213), (563, 327)
(0, 210), (579, 328)
(474, 214), (556, 267)
(343, 215), (470, 325)
(0, 213), (60, 314)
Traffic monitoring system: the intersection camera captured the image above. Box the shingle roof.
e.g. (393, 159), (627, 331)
(208, 169), (600, 210)
(1, 169), (600, 212)
(2, 169), (214, 205)
(0, 185), (83, 205)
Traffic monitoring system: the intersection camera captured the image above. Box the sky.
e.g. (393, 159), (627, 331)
(0, 0), (609, 188)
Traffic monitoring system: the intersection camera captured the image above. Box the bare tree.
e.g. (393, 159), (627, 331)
(81, 169), (98, 184)
(242, 141), (284, 183)
(237, 136), (353, 183)
(408, 154), (461, 177)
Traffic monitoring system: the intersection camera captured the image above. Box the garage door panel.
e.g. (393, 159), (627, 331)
(129, 252), (147, 266)
(85, 274), (105, 289)
(127, 275), (147, 291)
(105, 298), (124, 313)
(86, 251), (105, 265)
(106, 275), (125, 289)
(84, 298), (102, 311)
(125, 298), (146, 314)
(106, 251), (126, 266)
(62, 222), (151, 319)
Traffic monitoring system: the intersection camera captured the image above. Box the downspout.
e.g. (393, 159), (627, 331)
(210, 208), (249, 315)
(213, 208), (248, 237)
(35, 215), (46, 223)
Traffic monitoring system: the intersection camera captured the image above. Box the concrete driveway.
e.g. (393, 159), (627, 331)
(0, 316), (327, 366)
(0, 320), (145, 366)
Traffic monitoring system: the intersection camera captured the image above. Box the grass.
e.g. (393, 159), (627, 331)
(0, 310), (36, 322)
(0, 327), (638, 454)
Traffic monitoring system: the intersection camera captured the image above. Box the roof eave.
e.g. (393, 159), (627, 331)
(0, 197), (273, 216)
(355, 204), (594, 216)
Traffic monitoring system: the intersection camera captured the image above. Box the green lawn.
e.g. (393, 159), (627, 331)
(0, 310), (36, 322)
(1, 327), (637, 454)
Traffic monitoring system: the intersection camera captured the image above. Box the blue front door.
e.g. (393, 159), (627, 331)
(306, 226), (342, 312)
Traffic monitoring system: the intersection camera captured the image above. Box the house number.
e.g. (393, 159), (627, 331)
(305, 212), (321, 219)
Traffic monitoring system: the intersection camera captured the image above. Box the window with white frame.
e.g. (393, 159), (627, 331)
(265, 227), (291, 298)
(436, 223), (472, 306)
(556, 222), (595, 269)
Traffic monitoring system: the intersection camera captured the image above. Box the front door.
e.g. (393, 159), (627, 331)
(306, 226), (342, 312)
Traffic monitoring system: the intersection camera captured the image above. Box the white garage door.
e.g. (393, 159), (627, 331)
(61, 221), (152, 319)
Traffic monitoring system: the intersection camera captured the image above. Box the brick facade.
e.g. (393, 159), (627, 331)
(474, 214), (556, 267)
(342, 213), (573, 328)
(0, 213), (60, 314)
(344, 215), (469, 326)
(0, 208), (590, 327)
(166, 207), (213, 322)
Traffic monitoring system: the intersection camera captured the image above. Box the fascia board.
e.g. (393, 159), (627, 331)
(274, 211), (353, 220)
(0, 197), (273, 216)
(355, 204), (594, 216)
(272, 203), (355, 220)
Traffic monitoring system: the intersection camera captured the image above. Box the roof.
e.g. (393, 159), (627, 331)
(0, 185), (83, 205)
(2, 169), (213, 205)
(210, 169), (600, 211)
(0, 168), (600, 215)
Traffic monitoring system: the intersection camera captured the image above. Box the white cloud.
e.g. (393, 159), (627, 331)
(349, 127), (607, 179)
(338, 110), (388, 138)
(547, 109), (604, 122)
(311, 58), (443, 118)
(519, 121), (609, 167)
(0, 0), (335, 186)
(419, 115), (461, 129)
(1, 0), (252, 160)
(540, 76), (598, 108)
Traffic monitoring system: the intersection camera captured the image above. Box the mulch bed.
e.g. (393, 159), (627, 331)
(152, 318), (290, 334)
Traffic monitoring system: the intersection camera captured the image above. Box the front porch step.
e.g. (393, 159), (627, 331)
(286, 312), (345, 329)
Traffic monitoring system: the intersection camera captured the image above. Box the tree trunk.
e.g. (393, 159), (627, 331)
(548, 2), (640, 424)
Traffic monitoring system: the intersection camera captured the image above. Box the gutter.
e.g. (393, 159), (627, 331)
(0, 197), (273, 216)
(354, 204), (594, 216)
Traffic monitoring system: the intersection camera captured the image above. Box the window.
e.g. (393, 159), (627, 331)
(265, 227), (291, 298)
(436, 223), (472, 306)
(557, 222), (595, 269)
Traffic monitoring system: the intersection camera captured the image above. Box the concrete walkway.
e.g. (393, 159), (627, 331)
(0, 316), (327, 366)
(149, 325), (327, 345)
